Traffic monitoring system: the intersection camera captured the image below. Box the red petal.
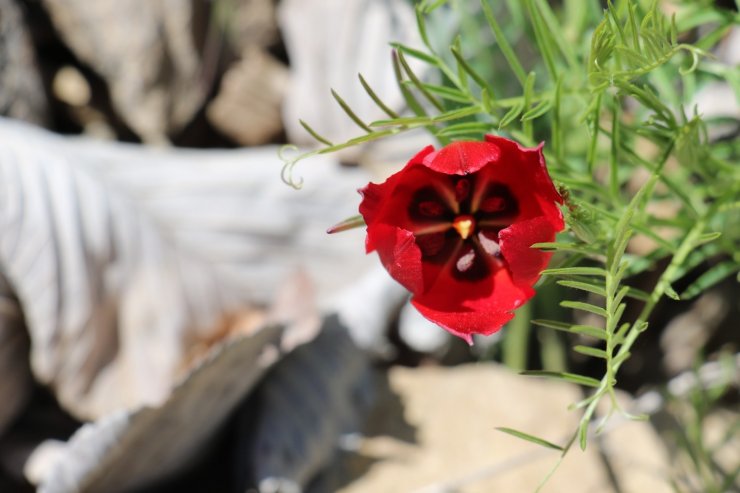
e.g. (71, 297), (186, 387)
(358, 145), (436, 228)
(422, 140), (501, 175)
(411, 267), (534, 343)
(358, 135), (565, 344)
(484, 135), (562, 205)
(367, 224), (424, 294)
(499, 216), (559, 286)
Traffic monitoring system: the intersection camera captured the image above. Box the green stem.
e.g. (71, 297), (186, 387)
(613, 200), (719, 373)
(503, 303), (532, 371)
(575, 140), (676, 448)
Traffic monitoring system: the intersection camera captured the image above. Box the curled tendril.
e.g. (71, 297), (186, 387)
(678, 45), (710, 75)
(278, 144), (307, 190)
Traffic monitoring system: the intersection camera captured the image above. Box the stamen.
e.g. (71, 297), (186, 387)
(414, 222), (453, 236)
(452, 215), (475, 240)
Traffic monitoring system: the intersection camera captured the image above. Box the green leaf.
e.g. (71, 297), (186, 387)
(314, 129), (398, 154)
(571, 325), (608, 340)
(664, 284), (681, 301)
(552, 74), (564, 161)
(588, 14), (615, 84)
(420, 0), (448, 14)
(680, 261), (739, 300)
(612, 285), (631, 310)
(531, 319), (573, 332)
(523, 0), (557, 80)
(422, 83), (471, 103)
(496, 427), (564, 451)
(586, 92), (602, 172)
(611, 351), (631, 367)
(557, 280), (606, 297)
(623, 287), (650, 301)
(521, 71), (536, 138)
(560, 301), (608, 318)
(371, 115), (430, 127)
(532, 0), (579, 70)
(331, 89), (373, 132)
(520, 370), (601, 388)
(499, 100), (525, 128)
(299, 119), (333, 146)
(370, 106), (480, 129)
(396, 51), (445, 112)
(531, 320), (607, 340)
(392, 50), (427, 117)
(578, 418), (589, 450)
(521, 98), (553, 122)
(450, 46), (494, 98)
(326, 215), (365, 234)
(542, 267), (608, 277)
(436, 121), (494, 138)
(695, 231), (722, 246)
(358, 74), (399, 119)
(481, 0), (527, 86)
(431, 105), (481, 122)
(389, 42), (438, 65)
(574, 345), (608, 359)
(531, 242), (603, 257)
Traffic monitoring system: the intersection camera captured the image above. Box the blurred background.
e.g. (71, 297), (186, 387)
(0, 0), (737, 492)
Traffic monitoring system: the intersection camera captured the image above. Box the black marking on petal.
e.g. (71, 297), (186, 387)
(416, 232), (447, 257)
(418, 201), (446, 217)
(450, 243), (491, 281)
(415, 229), (458, 264)
(455, 178), (471, 204)
(476, 182), (518, 220)
(408, 186), (454, 223)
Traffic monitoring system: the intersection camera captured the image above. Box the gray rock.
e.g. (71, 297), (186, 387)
(207, 46), (289, 146)
(0, 0), (49, 125)
(0, 272), (32, 435)
(41, 0), (204, 143)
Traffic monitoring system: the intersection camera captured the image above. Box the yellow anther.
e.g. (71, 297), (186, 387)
(452, 215), (475, 240)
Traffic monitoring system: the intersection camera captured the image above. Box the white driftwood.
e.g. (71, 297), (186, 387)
(278, 0), (424, 156)
(35, 321), (284, 493)
(0, 118), (375, 421)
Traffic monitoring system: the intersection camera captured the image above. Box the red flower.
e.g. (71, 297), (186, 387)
(359, 135), (564, 344)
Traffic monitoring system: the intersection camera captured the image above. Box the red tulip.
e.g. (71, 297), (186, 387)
(359, 135), (564, 344)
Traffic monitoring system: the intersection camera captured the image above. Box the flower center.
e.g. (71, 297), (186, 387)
(452, 215), (475, 240)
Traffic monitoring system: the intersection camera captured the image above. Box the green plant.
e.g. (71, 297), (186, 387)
(281, 0), (740, 488)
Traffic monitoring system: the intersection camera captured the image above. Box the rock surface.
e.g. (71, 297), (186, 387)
(337, 364), (672, 493)
(41, 0), (204, 143)
(0, 273), (32, 435)
(0, 0), (48, 125)
(207, 46), (289, 145)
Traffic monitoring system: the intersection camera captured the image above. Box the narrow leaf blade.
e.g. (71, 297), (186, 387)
(496, 427), (564, 451)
